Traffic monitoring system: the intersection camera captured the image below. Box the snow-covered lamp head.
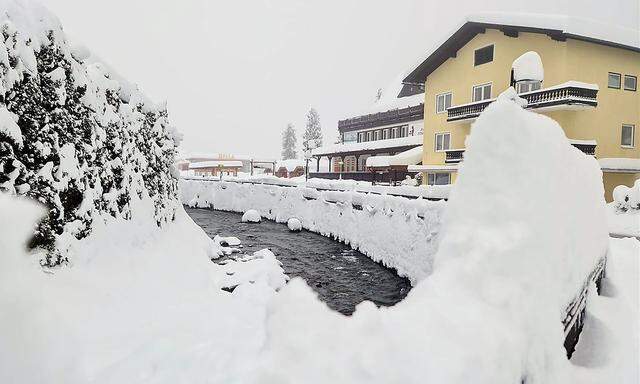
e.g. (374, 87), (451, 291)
(511, 51), (544, 94)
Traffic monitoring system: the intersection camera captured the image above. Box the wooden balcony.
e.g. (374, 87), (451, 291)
(339, 104), (424, 132)
(447, 82), (598, 122)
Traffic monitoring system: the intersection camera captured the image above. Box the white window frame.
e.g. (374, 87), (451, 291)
(516, 80), (542, 94)
(435, 92), (453, 114)
(434, 132), (451, 152)
(473, 44), (495, 67)
(366, 131), (371, 142)
(472, 82), (493, 102)
(621, 124), (635, 148)
(373, 131), (378, 141)
(623, 75), (637, 91)
(427, 172), (451, 186)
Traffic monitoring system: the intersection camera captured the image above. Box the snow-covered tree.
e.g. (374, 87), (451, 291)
(302, 108), (322, 151)
(281, 123), (297, 159)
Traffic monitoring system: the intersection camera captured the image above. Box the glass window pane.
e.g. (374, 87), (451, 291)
(622, 125), (634, 146)
(435, 173), (450, 185)
(484, 84), (492, 99)
(624, 75), (637, 91)
(608, 73), (621, 88)
(443, 133), (450, 150)
(436, 134), (443, 151)
(437, 95), (444, 112)
(445, 93), (452, 109)
(473, 86), (482, 102)
(531, 81), (541, 91)
(427, 173), (435, 185)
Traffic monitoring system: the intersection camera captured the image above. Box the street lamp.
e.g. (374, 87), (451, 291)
(338, 160), (344, 180)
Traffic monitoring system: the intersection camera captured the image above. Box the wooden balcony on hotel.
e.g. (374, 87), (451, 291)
(447, 82), (598, 123)
(339, 104), (424, 132)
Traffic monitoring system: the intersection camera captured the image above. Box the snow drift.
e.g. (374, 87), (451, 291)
(250, 89), (609, 383)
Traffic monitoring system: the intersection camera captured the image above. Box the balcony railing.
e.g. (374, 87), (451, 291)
(445, 149), (465, 164)
(447, 82), (598, 122)
(339, 104), (424, 132)
(443, 142), (595, 165)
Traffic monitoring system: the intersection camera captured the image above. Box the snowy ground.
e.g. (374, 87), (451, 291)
(571, 237), (640, 383)
(607, 204), (640, 238)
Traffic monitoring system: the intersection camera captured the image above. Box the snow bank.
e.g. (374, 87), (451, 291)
(249, 89), (609, 383)
(0, 192), (287, 383)
(181, 179), (445, 284)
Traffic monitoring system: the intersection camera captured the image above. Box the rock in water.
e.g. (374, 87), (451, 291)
(242, 209), (261, 223)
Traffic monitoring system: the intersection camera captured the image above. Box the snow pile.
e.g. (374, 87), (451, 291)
(181, 179), (445, 283)
(512, 51), (544, 81)
(570, 237), (639, 383)
(287, 217), (302, 232)
(277, 158), (305, 172)
(0, 191), (288, 383)
(242, 209), (262, 223)
(607, 180), (640, 237)
(0, 0), (181, 265)
(248, 89), (609, 383)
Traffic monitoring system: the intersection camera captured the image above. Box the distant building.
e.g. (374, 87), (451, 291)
(189, 160), (243, 177)
(275, 159), (306, 178)
(177, 153), (277, 176)
(310, 77), (425, 184)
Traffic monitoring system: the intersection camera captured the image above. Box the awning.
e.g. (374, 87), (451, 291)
(599, 158), (640, 173)
(366, 146), (423, 168)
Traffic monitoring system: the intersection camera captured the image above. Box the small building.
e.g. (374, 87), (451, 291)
(188, 160), (243, 177)
(275, 159), (306, 178)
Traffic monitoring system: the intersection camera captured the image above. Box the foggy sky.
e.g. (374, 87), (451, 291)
(46, 0), (638, 159)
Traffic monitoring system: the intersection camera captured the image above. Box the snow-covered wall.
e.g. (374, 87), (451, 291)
(180, 179), (446, 284)
(0, 0), (181, 265)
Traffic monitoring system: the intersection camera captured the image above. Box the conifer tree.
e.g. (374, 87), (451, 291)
(281, 123), (297, 159)
(302, 108), (322, 151)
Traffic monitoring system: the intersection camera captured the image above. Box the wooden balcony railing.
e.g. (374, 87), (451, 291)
(444, 149), (465, 164)
(339, 104), (424, 132)
(447, 83), (598, 122)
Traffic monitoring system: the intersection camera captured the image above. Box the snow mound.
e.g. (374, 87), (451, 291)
(287, 218), (302, 232)
(612, 180), (640, 211)
(242, 209), (261, 223)
(251, 88), (609, 383)
(512, 51), (544, 82)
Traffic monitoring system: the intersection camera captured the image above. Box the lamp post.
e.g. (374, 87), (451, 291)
(338, 160), (344, 180)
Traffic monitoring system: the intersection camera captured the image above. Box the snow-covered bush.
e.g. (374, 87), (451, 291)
(0, 2), (181, 265)
(612, 180), (640, 211)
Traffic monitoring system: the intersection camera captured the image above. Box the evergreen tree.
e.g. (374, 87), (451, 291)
(302, 108), (322, 151)
(281, 123), (297, 159)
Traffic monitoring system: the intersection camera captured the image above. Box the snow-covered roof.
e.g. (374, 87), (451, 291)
(312, 135), (423, 156)
(404, 13), (640, 84)
(357, 72), (424, 116)
(408, 164), (459, 172)
(366, 146), (423, 168)
(568, 139), (597, 146)
(189, 160), (243, 169)
(276, 159), (305, 172)
(599, 158), (640, 173)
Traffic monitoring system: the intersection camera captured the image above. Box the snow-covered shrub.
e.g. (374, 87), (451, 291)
(612, 180), (640, 211)
(0, 3), (181, 265)
(242, 209), (261, 223)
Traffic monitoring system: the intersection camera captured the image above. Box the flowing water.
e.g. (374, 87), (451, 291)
(186, 207), (411, 315)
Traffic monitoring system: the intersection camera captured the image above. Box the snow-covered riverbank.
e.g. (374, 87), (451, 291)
(180, 178), (446, 284)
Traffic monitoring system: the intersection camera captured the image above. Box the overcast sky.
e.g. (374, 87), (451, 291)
(46, 0), (637, 159)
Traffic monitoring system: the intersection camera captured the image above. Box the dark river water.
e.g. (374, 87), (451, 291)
(186, 207), (411, 315)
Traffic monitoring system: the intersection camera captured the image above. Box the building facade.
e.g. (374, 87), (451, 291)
(310, 83), (426, 183)
(403, 18), (640, 200)
(188, 160), (243, 177)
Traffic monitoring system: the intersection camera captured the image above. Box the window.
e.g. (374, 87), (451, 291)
(474, 45), (494, 66)
(366, 131), (371, 142)
(434, 132), (451, 152)
(427, 173), (451, 185)
(382, 129), (388, 140)
(472, 83), (492, 102)
(608, 72), (621, 89)
(391, 128), (397, 139)
(516, 80), (541, 94)
(400, 126), (407, 137)
(372, 131), (378, 141)
(436, 92), (452, 113)
(622, 124), (635, 147)
(624, 75), (637, 91)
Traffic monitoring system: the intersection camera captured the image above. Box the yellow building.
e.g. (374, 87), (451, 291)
(403, 17), (640, 201)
